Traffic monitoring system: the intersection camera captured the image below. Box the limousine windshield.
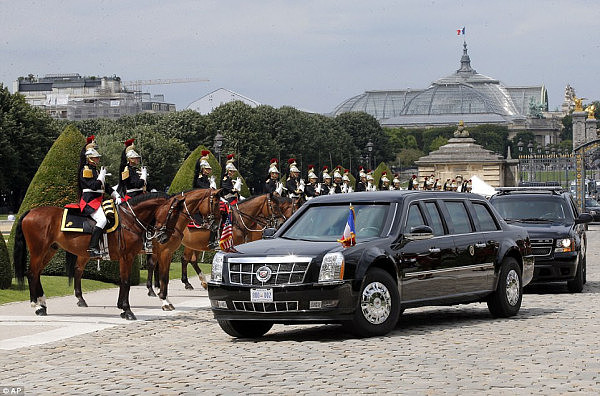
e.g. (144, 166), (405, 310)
(282, 203), (390, 241)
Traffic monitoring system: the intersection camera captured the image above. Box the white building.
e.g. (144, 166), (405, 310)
(187, 88), (260, 114)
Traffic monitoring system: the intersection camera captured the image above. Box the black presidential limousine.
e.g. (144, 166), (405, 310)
(208, 191), (534, 338)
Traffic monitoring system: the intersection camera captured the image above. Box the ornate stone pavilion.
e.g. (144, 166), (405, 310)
(415, 122), (518, 187)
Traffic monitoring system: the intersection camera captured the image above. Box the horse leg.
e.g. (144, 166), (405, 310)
(157, 252), (175, 311)
(117, 256), (136, 320)
(153, 259), (160, 289)
(74, 256), (89, 307)
(188, 254), (207, 290)
(29, 248), (58, 316)
(181, 248), (194, 290)
(146, 254), (157, 297)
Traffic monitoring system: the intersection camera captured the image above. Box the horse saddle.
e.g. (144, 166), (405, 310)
(61, 200), (119, 234)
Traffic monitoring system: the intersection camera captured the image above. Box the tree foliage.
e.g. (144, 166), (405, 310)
(0, 84), (61, 212)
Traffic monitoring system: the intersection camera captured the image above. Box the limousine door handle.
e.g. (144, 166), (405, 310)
(475, 243), (487, 248)
(429, 247), (441, 253)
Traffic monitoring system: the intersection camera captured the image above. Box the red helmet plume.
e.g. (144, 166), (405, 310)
(124, 138), (135, 147)
(201, 150), (210, 156)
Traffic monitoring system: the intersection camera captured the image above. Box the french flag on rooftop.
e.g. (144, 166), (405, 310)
(338, 205), (356, 248)
(457, 27), (465, 35)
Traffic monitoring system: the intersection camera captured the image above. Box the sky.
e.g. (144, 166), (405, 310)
(2, 0), (600, 114)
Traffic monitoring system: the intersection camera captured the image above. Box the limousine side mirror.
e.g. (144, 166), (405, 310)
(575, 213), (593, 224)
(405, 225), (434, 240)
(262, 228), (277, 238)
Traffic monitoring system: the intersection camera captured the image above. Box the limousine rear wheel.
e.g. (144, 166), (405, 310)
(217, 320), (273, 338)
(346, 268), (400, 337)
(487, 258), (522, 318)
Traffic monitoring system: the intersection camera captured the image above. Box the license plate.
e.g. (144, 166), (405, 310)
(250, 288), (273, 303)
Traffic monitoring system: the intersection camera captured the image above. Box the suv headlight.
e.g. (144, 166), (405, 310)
(319, 252), (345, 282)
(555, 238), (575, 253)
(212, 252), (224, 282)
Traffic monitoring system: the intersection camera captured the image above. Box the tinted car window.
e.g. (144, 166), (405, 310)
(424, 202), (445, 236)
(405, 204), (425, 232)
(492, 196), (574, 222)
(473, 203), (499, 231)
(282, 204), (389, 241)
(444, 201), (473, 234)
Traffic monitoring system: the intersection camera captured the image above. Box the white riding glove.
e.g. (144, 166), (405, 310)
(209, 175), (217, 189)
(97, 166), (107, 183)
(233, 177), (242, 192)
(140, 166), (147, 181)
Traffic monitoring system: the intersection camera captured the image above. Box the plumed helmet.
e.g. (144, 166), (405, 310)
(200, 150), (211, 169)
(288, 158), (299, 173)
(381, 171), (389, 183)
(225, 153), (237, 171)
(393, 175), (401, 185)
(124, 138), (141, 159)
(342, 169), (350, 181)
(333, 166), (343, 179)
(307, 165), (317, 179)
(358, 166), (366, 178)
(85, 135), (100, 158)
(322, 166), (331, 180)
(268, 158), (279, 174)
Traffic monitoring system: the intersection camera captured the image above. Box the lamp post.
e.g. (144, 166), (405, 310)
(213, 130), (223, 165)
(366, 140), (374, 170)
(517, 140), (524, 183)
(527, 142), (534, 182)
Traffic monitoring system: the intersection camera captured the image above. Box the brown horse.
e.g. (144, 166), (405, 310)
(13, 189), (219, 319)
(157, 194), (300, 291)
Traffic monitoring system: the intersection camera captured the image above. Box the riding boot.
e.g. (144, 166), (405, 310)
(88, 226), (104, 259)
(208, 229), (218, 250)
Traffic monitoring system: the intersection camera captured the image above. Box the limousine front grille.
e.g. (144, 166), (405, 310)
(530, 239), (553, 257)
(233, 301), (299, 312)
(228, 257), (312, 286)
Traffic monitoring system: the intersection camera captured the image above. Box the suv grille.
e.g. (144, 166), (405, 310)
(530, 239), (553, 257)
(233, 301), (299, 312)
(228, 257), (312, 286)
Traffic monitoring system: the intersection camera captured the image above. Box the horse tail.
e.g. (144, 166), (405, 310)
(65, 251), (77, 285)
(13, 210), (31, 286)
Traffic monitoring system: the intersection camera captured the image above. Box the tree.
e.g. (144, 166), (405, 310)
(429, 136), (448, 152)
(0, 84), (61, 212)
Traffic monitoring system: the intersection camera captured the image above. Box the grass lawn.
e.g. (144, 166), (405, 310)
(0, 262), (213, 305)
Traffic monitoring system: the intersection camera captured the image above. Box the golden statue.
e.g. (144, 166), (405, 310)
(573, 96), (584, 112)
(585, 104), (596, 120)
(453, 120), (470, 138)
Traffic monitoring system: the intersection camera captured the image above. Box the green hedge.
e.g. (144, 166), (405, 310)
(0, 235), (11, 289)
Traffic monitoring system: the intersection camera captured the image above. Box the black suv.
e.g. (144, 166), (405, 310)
(489, 187), (592, 293)
(208, 191), (534, 338)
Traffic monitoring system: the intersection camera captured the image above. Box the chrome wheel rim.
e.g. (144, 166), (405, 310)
(505, 269), (520, 306)
(361, 281), (392, 325)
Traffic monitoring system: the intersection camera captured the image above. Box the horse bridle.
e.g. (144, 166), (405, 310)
(181, 190), (219, 230)
(119, 200), (165, 242)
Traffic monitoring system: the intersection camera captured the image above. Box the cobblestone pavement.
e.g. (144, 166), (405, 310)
(1, 227), (600, 395)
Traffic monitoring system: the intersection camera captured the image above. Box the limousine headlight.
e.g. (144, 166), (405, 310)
(555, 238), (575, 253)
(212, 252), (224, 282)
(319, 252), (345, 282)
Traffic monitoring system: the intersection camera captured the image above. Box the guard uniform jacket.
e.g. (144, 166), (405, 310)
(221, 174), (239, 203)
(355, 181), (366, 192)
(304, 183), (318, 199)
(121, 165), (146, 200)
(194, 174), (212, 189)
(79, 164), (104, 215)
(264, 178), (278, 194)
(320, 183), (331, 195)
(285, 177), (301, 196)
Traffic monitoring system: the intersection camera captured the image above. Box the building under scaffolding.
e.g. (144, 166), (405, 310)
(13, 73), (175, 120)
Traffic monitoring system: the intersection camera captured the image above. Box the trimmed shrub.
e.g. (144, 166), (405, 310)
(0, 234), (11, 289)
(169, 145), (222, 194)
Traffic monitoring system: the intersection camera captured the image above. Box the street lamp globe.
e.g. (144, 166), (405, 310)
(213, 130), (224, 162)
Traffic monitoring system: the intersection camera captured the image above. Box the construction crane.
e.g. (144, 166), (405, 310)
(123, 78), (209, 92)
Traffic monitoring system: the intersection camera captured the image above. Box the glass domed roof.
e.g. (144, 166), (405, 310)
(330, 42), (547, 126)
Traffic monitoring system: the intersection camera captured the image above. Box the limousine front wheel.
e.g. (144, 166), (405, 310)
(345, 268), (400, 337)
(487, 258), (522, 318)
